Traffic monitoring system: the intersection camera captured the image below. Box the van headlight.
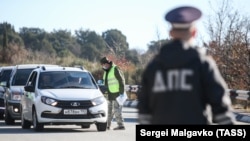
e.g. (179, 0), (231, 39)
(91, 96), (106, 106)
(41, 96), (58, 106)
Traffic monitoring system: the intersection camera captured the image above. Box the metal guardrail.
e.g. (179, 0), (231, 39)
(125, 85), (141, 93)
(125, 85), (250, 105)
(228, 89), (250, 110)
(228, 89), (250, 101)
(126, 86), (250, 100)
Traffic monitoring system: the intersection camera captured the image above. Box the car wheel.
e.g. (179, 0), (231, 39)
(4, 109), (15, 125)
(32, 109), (44, 131)
(96, 122), (107, 131)
(81, 124), (90, 129)
(21, 108), (31, 129)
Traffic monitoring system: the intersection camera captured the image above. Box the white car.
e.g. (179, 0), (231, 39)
(4, 64), (59, 125)
(20, 66), (108, 131)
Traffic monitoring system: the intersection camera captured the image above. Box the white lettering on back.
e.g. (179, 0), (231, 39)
(152, 71), (166, 92)
(152, 69), (193, 93)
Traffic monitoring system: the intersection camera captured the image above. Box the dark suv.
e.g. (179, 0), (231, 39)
(4, 64), (58, 124)
(0, 66), (14, 119)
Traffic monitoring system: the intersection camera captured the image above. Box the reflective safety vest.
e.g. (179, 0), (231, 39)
(103, 65), (120, 93)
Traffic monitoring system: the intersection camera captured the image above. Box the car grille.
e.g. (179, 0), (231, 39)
(55, 100), (94, 108)
(41, 100), (106, 119)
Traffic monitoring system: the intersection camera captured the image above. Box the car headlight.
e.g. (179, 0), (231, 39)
(41, 96), (58, 106)
(12, 92), (22, 100)
(91, 96), (106, 106)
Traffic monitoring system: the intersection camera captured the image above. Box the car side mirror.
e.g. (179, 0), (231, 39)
(97, 80), (106, 94)
(99, 85), (107, 94)
(24, 85), (35, 92)
(97, 80), (103, 85)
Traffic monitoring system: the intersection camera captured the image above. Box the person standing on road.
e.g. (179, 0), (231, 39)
(100, 57), (126, 130)
(137, 6), (236, 125)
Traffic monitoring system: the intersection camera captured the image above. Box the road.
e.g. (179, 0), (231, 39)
(0, 107), (138, 141)
(0, 107), (249, 141)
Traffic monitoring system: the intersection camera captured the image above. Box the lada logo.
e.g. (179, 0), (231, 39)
(71, 102), (80, 107)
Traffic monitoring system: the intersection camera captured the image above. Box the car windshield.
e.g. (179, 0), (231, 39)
(12, 68), (34, 86)
(0, 69), (12, 83)
(38, 71), (97, 89)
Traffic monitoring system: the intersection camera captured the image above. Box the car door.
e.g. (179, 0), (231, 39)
(23, 71), (37, 121)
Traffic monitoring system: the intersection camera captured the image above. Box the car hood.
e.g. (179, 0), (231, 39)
(10, 86), (25, 93)
(39, 89), (103, 100)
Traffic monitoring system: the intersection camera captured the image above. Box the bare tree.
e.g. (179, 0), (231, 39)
(206, 0), (250, 89)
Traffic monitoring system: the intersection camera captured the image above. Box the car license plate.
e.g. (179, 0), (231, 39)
(64, 109), (87, 115)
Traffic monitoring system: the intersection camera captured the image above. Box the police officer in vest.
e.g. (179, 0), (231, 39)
(100, 57), (126, 130)
(137, 6), (236, 124)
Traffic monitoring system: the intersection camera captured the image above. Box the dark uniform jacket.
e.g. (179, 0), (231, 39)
(137, 40), (235, 124)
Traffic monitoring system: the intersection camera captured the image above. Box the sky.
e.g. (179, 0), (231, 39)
(1, 0), (249, 51)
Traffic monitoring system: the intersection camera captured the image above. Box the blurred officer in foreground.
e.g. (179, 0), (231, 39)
(100, 57), (126, 130)
(137, 6), (236, 125)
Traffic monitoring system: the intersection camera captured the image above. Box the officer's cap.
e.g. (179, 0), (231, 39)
(165, 6), (202, 29)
